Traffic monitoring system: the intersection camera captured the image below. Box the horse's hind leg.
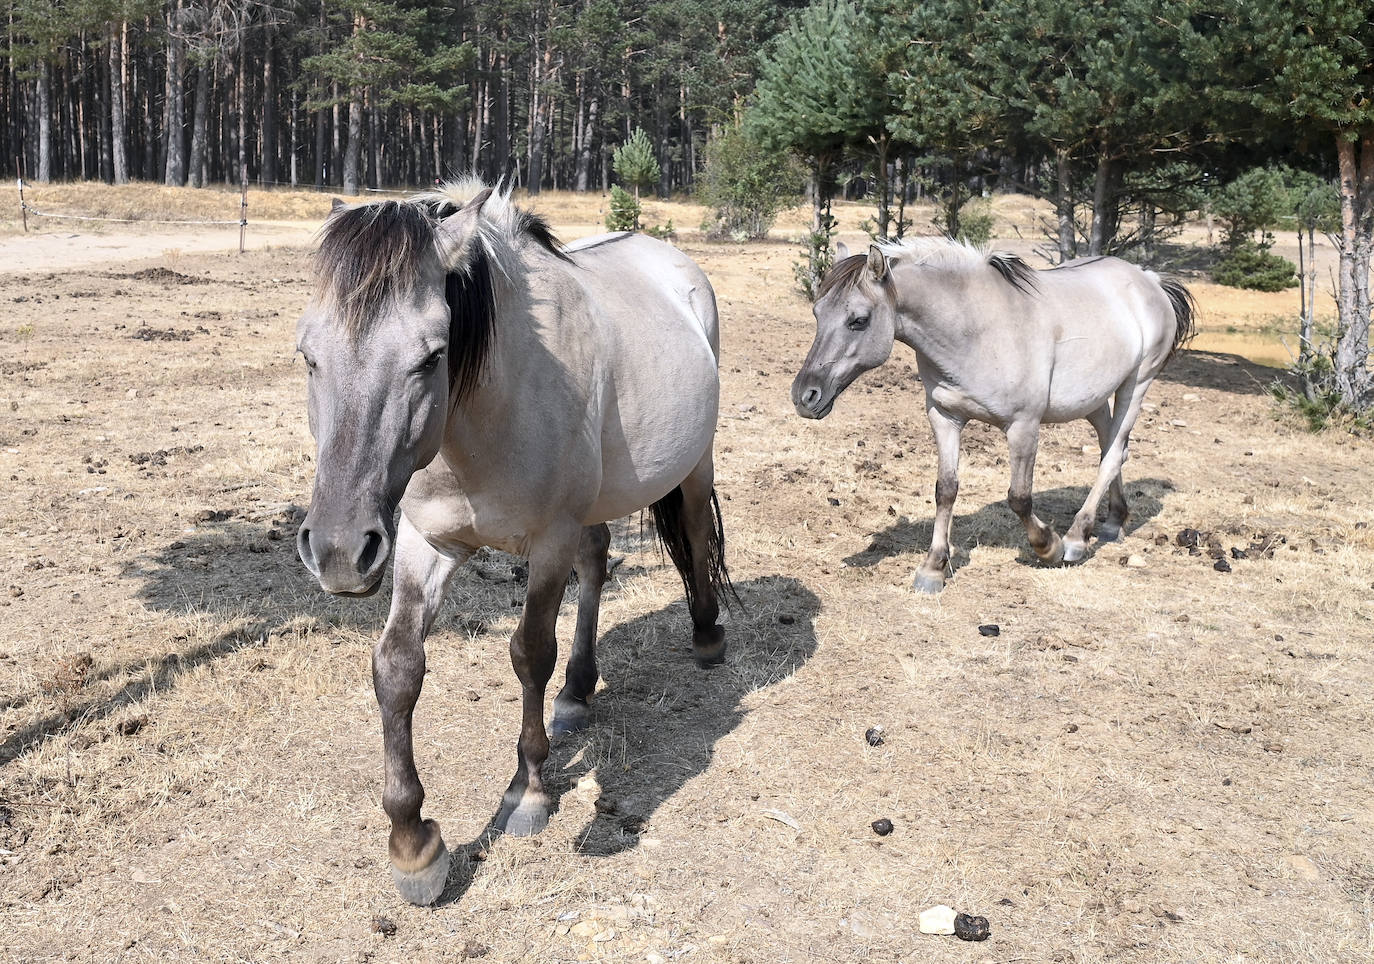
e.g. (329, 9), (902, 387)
(1006, 419), (1064, 565)
(1086, 403), (1129, 543)
(552, 523), (610, 736)
(375, 516), (467, 905)
(1064, 378), (1150, 562)
(912, 407), (965, 593)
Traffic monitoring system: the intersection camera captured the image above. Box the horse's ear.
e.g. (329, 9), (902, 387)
(330, 197), (345, 213)
(436, 188), (493, 269)
(866, 244), (888, 282)
(836, 240), (850, 260)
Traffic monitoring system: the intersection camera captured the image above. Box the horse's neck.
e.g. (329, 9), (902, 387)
(892, 268), (980, 366)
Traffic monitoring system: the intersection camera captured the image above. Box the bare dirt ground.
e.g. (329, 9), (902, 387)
(1, 190), (1371, 963)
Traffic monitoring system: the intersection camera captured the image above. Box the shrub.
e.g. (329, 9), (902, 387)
(612, 128), (660, 199)
(605, 185), (640, 232)
(1212, 241), (1297, 292)
(697, 124), (802, 241)
(932, 198), (995, 246)
(794, 212), (837, 301)
(644, 220), (675, 240)
(1210, 167), (1288, 248)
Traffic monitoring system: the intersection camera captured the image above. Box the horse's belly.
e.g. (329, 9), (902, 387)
(586, 403), (716, 522)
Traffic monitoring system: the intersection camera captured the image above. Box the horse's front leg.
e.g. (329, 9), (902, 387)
(375, 516), (466, 905)
(1005, 419), (1064, 565)
(913, 406), (965, 593)
(495, 523), (581, 836)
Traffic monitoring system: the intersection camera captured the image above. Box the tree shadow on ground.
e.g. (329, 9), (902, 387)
(841, 479), (1173, 576)
(435, 574), (820, 904)
(1159, 349), (1293, 396)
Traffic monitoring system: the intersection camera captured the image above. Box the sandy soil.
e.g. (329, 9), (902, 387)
(0, 201), (1371, 963)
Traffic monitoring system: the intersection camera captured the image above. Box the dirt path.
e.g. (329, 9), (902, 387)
(0, 221), (320, 274)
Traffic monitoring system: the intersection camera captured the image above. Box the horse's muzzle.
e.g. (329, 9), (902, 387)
(297, 516), (391, 595)
(791, 375), (835, 419)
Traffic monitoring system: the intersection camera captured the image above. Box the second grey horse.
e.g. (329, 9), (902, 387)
(791, 238), (1194, 592)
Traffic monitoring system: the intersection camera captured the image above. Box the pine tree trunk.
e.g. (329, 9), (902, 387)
(164, 0), (186, 185)
(343, 89), (362, 195)
(188, 60), (210, 188)
(575, 92), (597, 192)
(1332, 132), (1374, 411)
(1088, 152), (1120, 256)
(108, 23), (128, 184)
(1055, 148), (1075, 262)
(236, 43), (247, 187)
(261, 25), (276, 185)
(36, 60), (51, 182)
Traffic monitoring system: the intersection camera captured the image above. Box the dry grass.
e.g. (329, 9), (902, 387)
(0, 186), (1371, 962)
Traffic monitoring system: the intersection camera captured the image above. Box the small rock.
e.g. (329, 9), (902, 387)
(1182, 393), (1201, 402)
(1066, 723), (1079, 733)
(465, 689), (481, 701)
(777, 613), (795, 625)
(919, 905), (956, 935)
(1213, 558), (1232, 573)
(1263, 741), (1284, 753)
(370, 916), (397, 937)
(462, 940), (489, 958)
(1176, 528), (1200, 548)
(1230, 547), (1247, 559)
(1284, 854), (1320, 881)
(1150, 904), (1183, 922)
(1124, 554), (1148, 568)
(954, 913), (990, 942)
(827, 497), (840, 506)
(569, 920), (600, 939)
(1169, 419), (1188, 427)
(864, 726), (885, 747)
(977, 624), (1000, 637)
(871, 818), (894, 836)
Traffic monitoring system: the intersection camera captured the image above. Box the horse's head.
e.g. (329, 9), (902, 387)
(791, 243), (898, 419)
(294, 190), (491, 595)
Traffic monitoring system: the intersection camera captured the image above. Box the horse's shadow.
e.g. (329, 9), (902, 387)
(436, 574), (820, 904)
(843, 479), (1172, 573)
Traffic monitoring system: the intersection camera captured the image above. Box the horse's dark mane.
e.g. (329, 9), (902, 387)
(987, 252), (1039, 294)
(816, 243), (1040, 301)
(313, 192), (570, 402)
(815, 254), (870, 301)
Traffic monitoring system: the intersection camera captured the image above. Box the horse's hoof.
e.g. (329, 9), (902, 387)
(693, 625), (726, 667)
(911, 572), (945, 594)
(551, 695), (591, 737)
(1038, 535), (1065, 567)
(1062, 539), (1088, 564)
(389, 838), (451, 906)
(1097, 524), (1123, 543)
(495, 790), (550, 836)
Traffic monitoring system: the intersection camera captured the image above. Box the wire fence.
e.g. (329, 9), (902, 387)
(12, 171), (440, 253)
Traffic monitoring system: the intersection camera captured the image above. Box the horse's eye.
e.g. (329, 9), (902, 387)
(419, 349), (444, 372)
(847, 316), (870, 332)
(301, 353), (317, 372)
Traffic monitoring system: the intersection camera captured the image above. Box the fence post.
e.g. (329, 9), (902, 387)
(239, 162), (248, 254)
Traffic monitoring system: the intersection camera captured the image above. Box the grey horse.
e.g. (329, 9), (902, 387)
(791, 238), (1194, 592)
(295, 180), (733, 904)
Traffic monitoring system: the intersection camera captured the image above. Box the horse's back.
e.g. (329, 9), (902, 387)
(1016, 257), (1176, 421)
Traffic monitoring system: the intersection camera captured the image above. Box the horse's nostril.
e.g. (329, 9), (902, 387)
(298, 527), (315, 565)
(357, 530), (384, 574)
(802, 387), (821, 408)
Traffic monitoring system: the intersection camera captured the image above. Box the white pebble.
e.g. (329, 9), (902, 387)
(919, 905), (956, 935)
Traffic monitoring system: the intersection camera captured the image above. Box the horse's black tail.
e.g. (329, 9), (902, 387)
(650, 486), (739, 614)
(1159, 277), (1197, 360)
